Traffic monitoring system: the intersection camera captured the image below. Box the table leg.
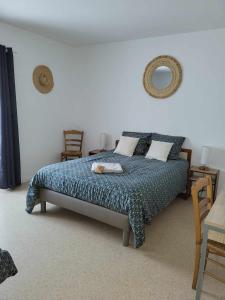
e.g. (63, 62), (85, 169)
(195, 224), (208, 300)
(213, 171), (219, 203)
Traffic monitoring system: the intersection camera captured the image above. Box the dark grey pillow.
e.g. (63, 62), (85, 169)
(151, 133), (185, 159)
(122, 131), (151, 155)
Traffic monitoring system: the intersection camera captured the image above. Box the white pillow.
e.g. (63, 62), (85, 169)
(145, 140), (173, 162)
(114, 136), (139, 157)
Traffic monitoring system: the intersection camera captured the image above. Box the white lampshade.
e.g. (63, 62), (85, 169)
(200, 146), (210, 166)
(99, 133), (107, 149)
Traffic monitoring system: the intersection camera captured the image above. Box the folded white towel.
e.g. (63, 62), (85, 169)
(91, 162), (123, 173)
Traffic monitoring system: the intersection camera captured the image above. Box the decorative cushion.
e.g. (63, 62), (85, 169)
(114, 136), (139, 157)
(122, 131), (151, 155)
(151, 133), (185, 159)
(145, 140), (173, 162)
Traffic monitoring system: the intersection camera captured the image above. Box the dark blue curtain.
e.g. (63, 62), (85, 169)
(0, 45), (21, 189)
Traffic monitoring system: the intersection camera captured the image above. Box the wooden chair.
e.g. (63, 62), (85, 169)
(191, 176), (225, 289)
(61, 130), (84, 161)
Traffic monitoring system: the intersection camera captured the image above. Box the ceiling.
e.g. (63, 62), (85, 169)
(1, 0), (225, 47)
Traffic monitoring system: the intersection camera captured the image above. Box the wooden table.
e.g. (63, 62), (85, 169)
(195, 192), (225, 299)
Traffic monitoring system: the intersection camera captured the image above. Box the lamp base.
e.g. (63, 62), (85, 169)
(199, 165), (209, 171)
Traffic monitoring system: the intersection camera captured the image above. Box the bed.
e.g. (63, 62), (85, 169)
(26, 139), (192, 248)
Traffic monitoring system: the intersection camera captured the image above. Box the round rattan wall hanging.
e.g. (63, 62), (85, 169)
(33, 65), (54, 94)
(143, 55), (182, 99)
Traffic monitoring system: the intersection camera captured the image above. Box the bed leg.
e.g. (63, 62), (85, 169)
(41, 201), (46, 213)
(123, 226), (131, 247)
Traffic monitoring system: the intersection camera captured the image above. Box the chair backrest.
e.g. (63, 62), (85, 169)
(191, 176), (213, 245)
(64, 130), (84, 152)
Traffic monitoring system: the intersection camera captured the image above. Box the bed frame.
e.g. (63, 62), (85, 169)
(39, 147), (192, 247)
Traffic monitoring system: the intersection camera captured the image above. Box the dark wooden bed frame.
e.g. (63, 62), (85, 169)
(39, 146), (192, 247)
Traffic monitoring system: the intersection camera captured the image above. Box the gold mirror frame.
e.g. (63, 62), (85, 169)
(143, 55), (182, 99)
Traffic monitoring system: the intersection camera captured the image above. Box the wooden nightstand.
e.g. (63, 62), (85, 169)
(88, 149), (106, 156)
(189, 166), (220, 202)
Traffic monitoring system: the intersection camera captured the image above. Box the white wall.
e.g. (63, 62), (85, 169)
(0, 22), (84, 182)
(77, 28), (225, 191)
(1, 22), (225, 191)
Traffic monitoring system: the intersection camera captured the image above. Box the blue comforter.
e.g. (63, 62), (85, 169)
(26, 152), (188, 248)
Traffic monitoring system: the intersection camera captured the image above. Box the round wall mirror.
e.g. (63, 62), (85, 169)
(143, 55), (182, 99)
(151, 66), (172, 90)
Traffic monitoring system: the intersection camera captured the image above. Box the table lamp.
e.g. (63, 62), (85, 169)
(99, 132), (107, 150)
(200, 146), (210, 170)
